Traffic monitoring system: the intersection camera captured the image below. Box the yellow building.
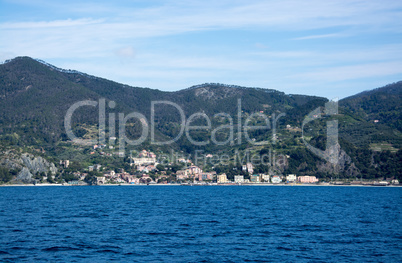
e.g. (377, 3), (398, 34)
(217, 173), (229, 184)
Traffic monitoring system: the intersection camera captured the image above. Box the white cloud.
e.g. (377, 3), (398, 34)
(293, 33), (348, 40)
(0, 18), (102, 29)
(292, 61), (402, 82)
(115, 47), (135, 59)
(2, 0), (402, 38)
(251, 51), (313, 59)
(0, 0), (401, 97)
(254, 43), (269, 49)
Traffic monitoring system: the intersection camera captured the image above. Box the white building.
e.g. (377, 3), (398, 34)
(131, 157), (156, 165)
(271, 175), (282, 184)
(60, 160), (69, 168)
(261, 174), (270, 182)
(96, 176), (105, 184)
(286, 174), (297, 182)
(234, 175), (244, 183)
(246, 163), (254, 174)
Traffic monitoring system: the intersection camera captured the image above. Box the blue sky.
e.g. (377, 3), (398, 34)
(1, 0), (402, 99)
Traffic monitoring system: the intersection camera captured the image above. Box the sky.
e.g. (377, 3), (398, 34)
(0, 0), (402, 99)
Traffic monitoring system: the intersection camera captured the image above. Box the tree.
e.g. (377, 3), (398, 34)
(84, 173), (97, 185)
(47, 175), (55, 183)
(156, 164), (165, 171)
(62, 173), (77, 182)
(0, 167), (15, 183)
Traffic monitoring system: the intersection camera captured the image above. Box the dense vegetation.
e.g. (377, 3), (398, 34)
(341, 82), (402, 131)
(0, 57), (401, 182)
(0, 167), (19, 183)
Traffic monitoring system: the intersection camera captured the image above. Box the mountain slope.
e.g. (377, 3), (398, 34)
(0, 57), (326, 146)
(341, 81), (402, 131)
(0, 56), (401, 182)
(0, 57), (103, 144)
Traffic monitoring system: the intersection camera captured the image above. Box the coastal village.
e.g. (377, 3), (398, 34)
(56, 149), (399, 186)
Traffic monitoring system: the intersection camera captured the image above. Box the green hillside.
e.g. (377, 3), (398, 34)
(0, 56), (401, 183)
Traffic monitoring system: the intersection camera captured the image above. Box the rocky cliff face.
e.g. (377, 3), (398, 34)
(193, 85), (242, 100)
(20, 153), (57, 175)
(315, 143), (360, 177)
(0, 151), (57, 183)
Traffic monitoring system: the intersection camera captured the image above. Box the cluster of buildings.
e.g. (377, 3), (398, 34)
(136, 164), (157, 173)
(71, 168), (208, 185)
(88, 144), (115, 156)
(242, 163), (254, 174)
(93, 144), (107, 150)
(176, 165), (216, 181)
(89, 170), (159, 185)
(88, 164), (102, 172)
(131, 150), (157, 166)
(62, 149), (322, 185)
(218, 174), (319, 184)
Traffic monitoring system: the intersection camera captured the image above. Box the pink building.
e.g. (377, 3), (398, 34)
(198, 172), (216, 181)
(188, 165), (202, 175)
(176, 170), (188, 180)
(176, 165), (203, 180)
(242, 163), (254, 174)
(297, 176), (319, 183)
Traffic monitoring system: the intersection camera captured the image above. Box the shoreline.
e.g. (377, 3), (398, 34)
(1, 183), (400, 187)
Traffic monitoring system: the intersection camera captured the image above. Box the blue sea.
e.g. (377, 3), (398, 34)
(0, 185), (401, 262)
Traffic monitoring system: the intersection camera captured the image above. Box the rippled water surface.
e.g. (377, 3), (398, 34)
(0, 186), (401, 262)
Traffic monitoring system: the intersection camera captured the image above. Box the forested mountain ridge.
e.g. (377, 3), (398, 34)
(340, 81), (402, 132)
(0, 56), (325, 145)
(0, 56), (401, 183)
